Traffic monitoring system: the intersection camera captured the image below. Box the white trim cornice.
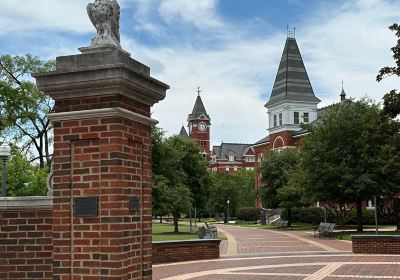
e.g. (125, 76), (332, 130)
(0, 196), (53, 210)
(47, 107), (158, 127)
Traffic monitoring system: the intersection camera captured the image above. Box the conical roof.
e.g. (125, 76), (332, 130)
(179, 126), (189, 138)
(188, 95), (210, 121)
(265, 37), (320, 107)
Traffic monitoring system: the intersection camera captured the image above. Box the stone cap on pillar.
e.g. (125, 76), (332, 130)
(32, 46), (169, 107)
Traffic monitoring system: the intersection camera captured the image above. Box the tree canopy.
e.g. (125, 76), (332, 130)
(0, 54), (55, 168)
(377, 23), (400, 118)
(259, 149), (299, 209)
(0, 147), (47, 196)
(151, 128), (210, 232)
(207, 169), (256, 218)
(299, 99), (399, 231)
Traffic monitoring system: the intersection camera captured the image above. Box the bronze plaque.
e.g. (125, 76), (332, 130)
(129, 196), (140, 212)
(74, 196), (98, 217)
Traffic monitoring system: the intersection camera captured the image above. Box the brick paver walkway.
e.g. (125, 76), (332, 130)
(217, 224), (351, 255)
(153, 225), (400, 280)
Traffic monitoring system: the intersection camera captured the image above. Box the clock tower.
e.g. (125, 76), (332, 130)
(188, 87), (211, 159)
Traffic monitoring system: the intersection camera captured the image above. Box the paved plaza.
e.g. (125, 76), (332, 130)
(153, 225), (400, 280)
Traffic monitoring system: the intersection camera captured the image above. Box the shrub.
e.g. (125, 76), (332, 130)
(344, 209), (376, 225)
(237, 207), (262, 221)
(281, 207), (335, 225)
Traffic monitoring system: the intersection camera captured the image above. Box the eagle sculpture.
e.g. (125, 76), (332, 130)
(87, 0), (121, 48)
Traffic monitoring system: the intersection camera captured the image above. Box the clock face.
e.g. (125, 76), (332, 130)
(198, 122), (207, 132)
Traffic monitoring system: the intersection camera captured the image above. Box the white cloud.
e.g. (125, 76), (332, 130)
(124, 35), (282, 145)
(0, 0), (91, 35)
(158, 0), (223, 30)
(299, 0), (400, 107)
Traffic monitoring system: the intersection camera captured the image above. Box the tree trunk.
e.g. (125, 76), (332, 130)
(356, 197), (363, 232)
(287, 208), (292, 228)
(173, 212), (179, 233)
(160, 215), (163, 224)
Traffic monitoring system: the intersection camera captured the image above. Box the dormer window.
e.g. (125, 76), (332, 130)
(303, 112), (309, 123)
(279, 113), (283, 126)
(294, 112), (299, 124)
(245, 156), (255, 162)
(228, 155), (234, 162)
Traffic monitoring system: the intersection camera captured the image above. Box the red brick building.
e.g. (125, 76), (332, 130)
(252, 35), (329, 207)
(209, 143), (255, 173)
(180, 89), (254, 172)
(180, 90), (212, 160)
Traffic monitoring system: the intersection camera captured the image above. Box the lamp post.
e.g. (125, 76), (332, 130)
(227, 200), (230, 223)
(374, 196), (378, 234)
(0, 144), (11, 197)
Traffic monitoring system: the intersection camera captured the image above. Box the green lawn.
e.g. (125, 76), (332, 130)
(179, 218), (217, 223)
(332, 230), (400, 241)
(152, 223), (199, 241)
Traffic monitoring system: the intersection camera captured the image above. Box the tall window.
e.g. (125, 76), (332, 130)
(225, 166), (230, 173)
(294, 112), (299, 124)
(303, 112), (309, 123)
(273, 114), (277, 127)
(279, 113), (283, 126)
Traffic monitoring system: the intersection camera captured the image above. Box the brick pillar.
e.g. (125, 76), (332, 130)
(33, 46), (169, 280)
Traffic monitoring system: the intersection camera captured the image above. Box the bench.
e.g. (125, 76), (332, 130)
(314, 222), (335, 238)
(276, 220), (290, 229)
(198, 222), (217, 239)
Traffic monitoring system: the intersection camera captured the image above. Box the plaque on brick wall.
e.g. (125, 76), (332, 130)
(129, 196), (141, 212)
(74, 196), (98, 217)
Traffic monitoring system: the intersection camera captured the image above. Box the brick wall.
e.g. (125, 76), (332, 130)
(0, 197), (53, 280)
(153, 240), (221, 264)
(51, 115), (153, 279)
(352, 235), (400, 254)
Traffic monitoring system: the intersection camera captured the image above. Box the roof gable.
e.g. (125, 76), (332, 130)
(179, 126), (189, 138)
(243, 146), (255, 156)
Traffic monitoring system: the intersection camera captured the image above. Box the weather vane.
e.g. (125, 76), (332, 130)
(287, 24), (296, 38)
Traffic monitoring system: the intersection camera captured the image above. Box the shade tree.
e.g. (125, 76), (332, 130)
(0, 54), (55, 168)
(299, 99), (399, 232)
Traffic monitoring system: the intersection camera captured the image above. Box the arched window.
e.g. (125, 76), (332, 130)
(272, 136), (285, 150)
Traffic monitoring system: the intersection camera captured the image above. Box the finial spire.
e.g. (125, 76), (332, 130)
(197, 85), (201, 96)
(340, 80), (346, 102)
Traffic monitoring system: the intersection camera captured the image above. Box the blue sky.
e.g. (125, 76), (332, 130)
(0, 0), (399, 146)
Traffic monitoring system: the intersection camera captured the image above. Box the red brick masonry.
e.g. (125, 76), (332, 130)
(352, 235), (400, 254)
(0, 209), (53, 280)
(153, 239), (221, 264)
